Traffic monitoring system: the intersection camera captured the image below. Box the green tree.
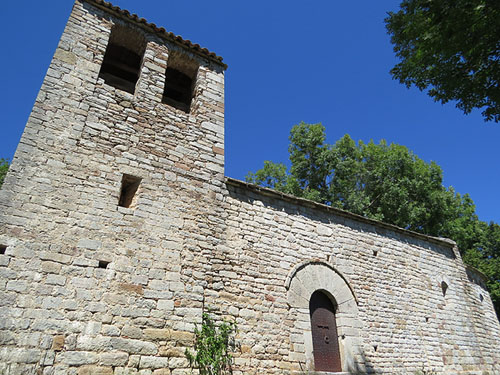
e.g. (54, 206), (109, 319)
(0, 159), (9, 188)
(385, 0), (500, 122)
(463, 222), (500, 314)
(247, 122), (455, 235)
(246, 122), (500, 318)
(246, 161), (291, 194)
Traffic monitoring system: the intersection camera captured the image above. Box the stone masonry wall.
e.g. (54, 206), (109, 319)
(212, 180), (500, 374)
(0, 1), (225, 374)
(1, 1), (500, 375)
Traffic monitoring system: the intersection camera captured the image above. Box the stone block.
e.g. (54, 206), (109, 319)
(157, 299), (174, 311)
(77, 239), (102, 250)
(40, 252), (71, 265)
(77, 365), (113, 375)
(54, 49), (77, 65)
(99, 351), (129, 366)
(118, 283), (144, 295)
(70, 277), (94, 289)
(110, 337), (158, 355)
(139, 356), (170, 369)
(58, 351), (98, 365)
(0, 331), (16, 345)
(143, 329), (170, 341)
(169, 331), (194, 345)
(6, 280), (27, 292)
(122, 325), (143, 339)
(52, 335), (65, 351)
(46, 274), (67, 286)
(5, 348), (41, 364)
(158, 347), (184, 357)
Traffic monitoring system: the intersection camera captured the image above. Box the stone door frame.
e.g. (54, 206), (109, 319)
(286, 260), (365, 374)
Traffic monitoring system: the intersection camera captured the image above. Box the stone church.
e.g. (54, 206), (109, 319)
(1, 0), (499, 374)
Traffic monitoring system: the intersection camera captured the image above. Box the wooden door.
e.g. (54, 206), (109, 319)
(309, 291), (342, 372)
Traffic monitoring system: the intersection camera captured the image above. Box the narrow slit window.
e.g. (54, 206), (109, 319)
(99, 25), (146, 94)
(0, 245), (6, 255)
(162, 52), (198, 113)
(119, 174), (141, 208)
(441, 281), (448, 297)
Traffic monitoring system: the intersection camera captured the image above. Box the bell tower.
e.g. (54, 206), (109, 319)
(0, 1), (226, 373)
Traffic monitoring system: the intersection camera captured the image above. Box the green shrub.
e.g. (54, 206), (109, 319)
(185, 312), (237, 375)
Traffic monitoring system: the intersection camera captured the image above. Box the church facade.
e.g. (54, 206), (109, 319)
(1, 1), (499, 374)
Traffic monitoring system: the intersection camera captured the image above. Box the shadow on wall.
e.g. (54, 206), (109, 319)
(295, 349), (380, 374)
(352, 349), (378, 374)
(227, 182), (456, 260)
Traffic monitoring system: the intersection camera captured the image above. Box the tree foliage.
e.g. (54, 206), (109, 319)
(185, 313), (236, 375)
(0, 159), (9, 188)
(463, 222), (500, 314)
(247, 122), (500, 317)
(385, 0), (500, 122)
(248, 122), (460, 235)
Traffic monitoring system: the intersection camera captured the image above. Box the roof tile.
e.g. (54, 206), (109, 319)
(84, 0), (227, 69)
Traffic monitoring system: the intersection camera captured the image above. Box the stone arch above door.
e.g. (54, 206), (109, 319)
(286, 260), (365, 373)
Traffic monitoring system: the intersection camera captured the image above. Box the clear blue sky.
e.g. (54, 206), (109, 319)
(1, 1), (498, 224)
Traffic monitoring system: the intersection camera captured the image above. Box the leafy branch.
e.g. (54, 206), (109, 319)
(0, 158), (9, 188)
(185, 312), (237, 375)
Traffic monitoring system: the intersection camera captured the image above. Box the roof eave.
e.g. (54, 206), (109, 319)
(81, 0), (227, 69)
(225, 177), (458, 249)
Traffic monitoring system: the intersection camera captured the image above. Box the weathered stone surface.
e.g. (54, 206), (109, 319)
(52, 335), (65, 351)
(169, 331), (194, 345)
(54, 49), (77, 65)
(99, 351), (129, 366)
(158, 347), (184, 357)
(58, 351), (98, 365)
(110, 338), (158, 355)
(143, 329), (170, 341)
(0, 1), (499, 375)
(121, 326), (143, 340)
(77, 365), (114, 375)
(139, 356), (170, 369)
(118, 283), (143, 295)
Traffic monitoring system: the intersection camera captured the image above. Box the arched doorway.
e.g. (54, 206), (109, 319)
(309, 290), (342, 372)
(286, 260), (364, 372)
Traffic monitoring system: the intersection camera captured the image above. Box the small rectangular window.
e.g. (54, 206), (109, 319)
(0, 245), (6, 255)
(119, 174), (141, 208)
(99, 25), (146, 94)
(98, 260), (110, 269)
(162, 52), (198, 113)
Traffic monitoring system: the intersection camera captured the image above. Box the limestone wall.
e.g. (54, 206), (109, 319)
(0, 1), (225, 374)
(0, 0), (499, 374)
(214, 180), (500, 374)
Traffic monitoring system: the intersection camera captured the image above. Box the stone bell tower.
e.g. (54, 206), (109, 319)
(0, 0), (226, 373)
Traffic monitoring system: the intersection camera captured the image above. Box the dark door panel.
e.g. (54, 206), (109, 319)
(310, 291), (341, 372)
